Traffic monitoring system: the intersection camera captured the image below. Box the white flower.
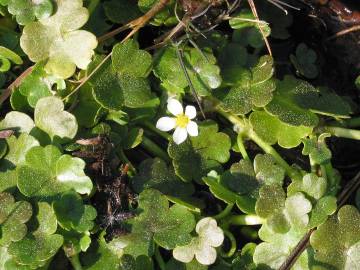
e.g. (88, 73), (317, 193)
(173, 217), (224, 265)
(156, 99), (198, 145)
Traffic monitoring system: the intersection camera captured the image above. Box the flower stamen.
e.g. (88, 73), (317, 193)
(175, 114), (190, 128)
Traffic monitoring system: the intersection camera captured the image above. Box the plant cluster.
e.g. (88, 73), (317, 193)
(0, 0), (360, 269)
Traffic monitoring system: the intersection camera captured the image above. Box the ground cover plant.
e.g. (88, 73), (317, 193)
(0, 0), (360, 269)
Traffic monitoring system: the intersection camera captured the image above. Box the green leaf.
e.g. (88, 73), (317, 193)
(18, 63), (57, 108)
(17, 145), (93, 200)
(90, 59), (154, 110)
(53, 191), (96, 233)
(0, 192), (32, 246)
(232, 243), (257, 270)
(290, 43), (318, 79)
(310, 205), (360, 270)
(256, 185), (312, 233)
(34, 96), (78, 141)
(154, 47), (221, 96)
(7, 0), (53, 25)
(122, 127), (143, 149)
(109, 189), (195, 257)
(0, 133), (39, 192)
(308, 196), (337, 228)
(288, 173), (327, 200)
(112, 39), (152, 78)
(302, 134), (332, 165)
(253, 154), (286, 186)
(230, 9), (271, 48)
(137, 0), (175, 26)
(0, 111), (34, 133)
(72, 84), (106, 128)
(82, 233), (121, 270)
(254, 224), (310, 269)
(215, 55), (275, 114)
(104, 0), (141, 24)
(132, 158), (194, 198)
(120, 254), (153, 270)
(20, 0), (97, 78)
(8, 202), (63, 268)
(250, 110), (313, 148)
(266, 76), (351, 126)
(168, 121), (231, 182)
(265, 76), (319, 127)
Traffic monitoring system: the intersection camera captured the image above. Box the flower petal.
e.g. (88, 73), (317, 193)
(173, 127), (188, 145)
(173, 245), (194, 263)
(156, 117), (176, 131)
(185, 105), (197, 119)
(167, 99), (183, 116)
(195, 246), (217, 265)
(196, 218), (224, 247)
(187, 121), (198, 137)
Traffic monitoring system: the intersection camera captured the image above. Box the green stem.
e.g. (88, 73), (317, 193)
(86, 0), (100, 15)
(141, 136), (170, 162)
(247, 129), (302, 181)
(213, 204), (234, 220)
(217, 108), (302, 181)
(222, 214), (264, 230)
(220, 229), (237, 258)
(329, 116), (360, 128)
(142, 121), (172, 141)
(225, 214), (264, 226)
(155, 246), (166, 270)
(237, 134), (250, 161)
(69, 254), (83, 270)
(323, 126), (360, 140)
(323, 162), (340, 194)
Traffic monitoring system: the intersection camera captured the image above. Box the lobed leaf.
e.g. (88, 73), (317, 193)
(215, 55), (275, 115)
(250, 110), (312, 148)
(20, 0), (97, 78)
(0, 192), (32, 246)
(168, 121), (231, 182)
(17, 145), (93, 200)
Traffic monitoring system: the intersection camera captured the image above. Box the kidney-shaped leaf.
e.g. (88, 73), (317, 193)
(17, 145), (93, 201)
(35, 96), (78, 141)
(250, 110), (312, 148)
(0, 192), (32, 246)
(215, 55), (275, 115)
(168, 121), (231, 182)
(310, 205), (360, 270)
(20, 0), (97, 78)
(109, 189), (195, 258)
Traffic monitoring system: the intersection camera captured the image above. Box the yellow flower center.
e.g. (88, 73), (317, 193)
(175, 114), (190, 128)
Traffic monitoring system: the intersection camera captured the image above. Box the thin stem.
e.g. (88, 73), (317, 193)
(220, 229), (237, 258)
(280, 171), (360, 270)
(0, 65), (33, 105)
(69, 254), (83, 270)
(323, 163), (339, 194)
(237, 134), (250, 161)
(213, 203), (234, 220)
(117, 149), (136, 173)
(225, 214), (264, 226)
(141, 121), (172, 141)
(86, 0), (100, 15)
(62, 53), (112, 101)
(216, 108), (302, 181)
(97, 0), (170, 43)
(323, 126), (360, 140)
(247, 129), (302, 181)
(155, 246), (166, 270)
(141, 136), (170, 162)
